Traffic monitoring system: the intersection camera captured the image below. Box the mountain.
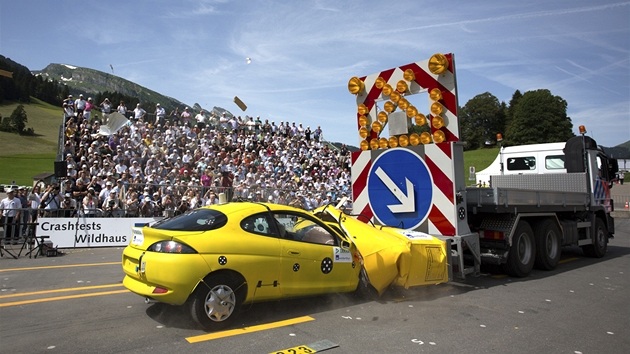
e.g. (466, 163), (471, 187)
(33, 64), (186, 110)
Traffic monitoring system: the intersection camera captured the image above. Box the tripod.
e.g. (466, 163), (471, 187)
(18, 222), (41, 258)
(0, 243), (18, 259)
(1, 218), (18, 259)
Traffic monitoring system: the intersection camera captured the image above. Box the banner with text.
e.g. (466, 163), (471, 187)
(37, 217), (162, 248)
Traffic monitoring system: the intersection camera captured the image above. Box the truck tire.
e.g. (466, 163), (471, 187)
(582, 218), (607, 258)
(534, 219), (561, 270)
(503, 220), (536, 277)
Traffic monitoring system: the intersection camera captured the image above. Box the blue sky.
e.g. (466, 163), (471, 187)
(1, 0), (628, 148)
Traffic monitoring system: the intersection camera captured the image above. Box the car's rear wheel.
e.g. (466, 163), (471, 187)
(189, 274), (245, 330)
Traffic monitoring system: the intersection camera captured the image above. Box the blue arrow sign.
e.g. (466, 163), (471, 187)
(367, 148), (433, 230)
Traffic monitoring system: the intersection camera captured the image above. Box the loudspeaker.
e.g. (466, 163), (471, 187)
(54, 161), (67, 178)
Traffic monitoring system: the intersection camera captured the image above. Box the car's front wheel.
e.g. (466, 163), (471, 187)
(189, 274), (245, 330)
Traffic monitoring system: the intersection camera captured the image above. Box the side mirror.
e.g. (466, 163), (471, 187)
(340, 240), (351, 250)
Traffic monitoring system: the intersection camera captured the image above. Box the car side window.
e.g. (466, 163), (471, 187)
(241, 214), (273, 236)
(273, 212), (337, 246)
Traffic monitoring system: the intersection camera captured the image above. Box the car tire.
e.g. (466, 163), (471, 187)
(534, 219), (561, 270)
(503, 220), (536, 277)
(582, 218), (607, 258)
(189, 274), (245, 330)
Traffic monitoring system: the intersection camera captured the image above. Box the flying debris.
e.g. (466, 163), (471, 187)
(234, 96), (247, 111)
(110, 64), (114, 74)
(246, 58), (251, 65)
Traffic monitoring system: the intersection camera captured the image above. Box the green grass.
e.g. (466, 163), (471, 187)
(463, 147), (500, 184)
(0, 153), (57, 185)
(0, 98), (61, 185)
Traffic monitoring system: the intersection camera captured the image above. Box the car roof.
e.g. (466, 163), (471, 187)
(201, 201), (307, 216)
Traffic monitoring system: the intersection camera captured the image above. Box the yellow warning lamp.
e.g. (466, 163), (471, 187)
(409, 133), (421, 146)
(379, 137), (389, 149)
(359, 127), (370, 139)
(420, 132), (432, 144)
(360, 140), (370, 151)
(415, 113), (427, 126)
(382, 84), (393, 96)
(390, 91), (401, 103)
(428, 53), (449, 75)
(396, 80), (408, 93)
(388, 136), (399, 148)
(359, 116), (367, 127)
(406, 105), (418, 118)
(432, 116), (445, 129)
(399, 134), (409, 147)
(430, 102), (444, 116)
(371, 121), (382, 133)
(358, 115), (368, 127)
(433, 130), (446, 143)
(378, 111), (388, 123)
(370, 139), (380, 150)
(375, 77), (386, 89)
(429, 88), (443, 101)
(358, 104), (369, 116)
(403, 69), (415, 82)
(398, 98), (409, 111)
(496, 133), (503, 142)
(348, 77), (365, 95)
(384, 101), (396, 113)
(579, 125), (587, 135)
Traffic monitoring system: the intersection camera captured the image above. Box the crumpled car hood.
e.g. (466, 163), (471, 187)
(317, 206), (449, 295)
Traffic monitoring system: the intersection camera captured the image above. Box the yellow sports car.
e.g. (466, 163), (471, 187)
(122, 202), (448, 330)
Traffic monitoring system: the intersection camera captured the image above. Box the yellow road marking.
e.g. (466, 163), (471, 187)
(0, 290), (130, 307)
(186, 316), (315, 343)
(0, 262), (120, 272)
(0, 284), (123, 299)
(558, 257), (579, 264)
(492, 274), (508, 278)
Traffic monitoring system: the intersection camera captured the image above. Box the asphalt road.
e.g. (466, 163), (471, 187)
(1, 219), (629, 354)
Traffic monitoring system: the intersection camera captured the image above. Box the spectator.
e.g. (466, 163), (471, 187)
(117, 101), (128, 116)
(100, 98), (112, 123)
(83, 188), (99, 217)
(84, 97), (96, 123)
(74, 94), (87, 117)
(102, 190), (121, 217)
(1, 188), (21, 244)
(155, 103), (166, 126)
(133, 103), (146, 122)
(61, 193), (77, 217)
(195, 109), (207, 129)
(180, 107), (192, 127)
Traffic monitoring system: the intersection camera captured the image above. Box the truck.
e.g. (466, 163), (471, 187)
(347, 53), (618, 279)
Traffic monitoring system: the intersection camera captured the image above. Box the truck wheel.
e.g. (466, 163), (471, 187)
(503, 221), (536, 277)
(189, 274), (245, 330)
(534, 219), (561, 270)
(582, 218), (607, 258)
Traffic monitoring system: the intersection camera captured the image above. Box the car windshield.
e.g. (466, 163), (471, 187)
(151, 209), (227, 231)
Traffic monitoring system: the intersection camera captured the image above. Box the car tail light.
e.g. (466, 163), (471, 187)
(152, 287), (168, 294)
(147, 241), (197, 254)
(483, 230), (505, 240)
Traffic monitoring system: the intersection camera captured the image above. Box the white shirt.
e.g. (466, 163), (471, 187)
(0, 197), (21, 217)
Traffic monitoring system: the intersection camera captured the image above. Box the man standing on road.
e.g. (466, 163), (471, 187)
(620, 171), (625, 185)
(0, 188), (21, 244)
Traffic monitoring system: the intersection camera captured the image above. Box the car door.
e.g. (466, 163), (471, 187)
(275, 212), (357, 296)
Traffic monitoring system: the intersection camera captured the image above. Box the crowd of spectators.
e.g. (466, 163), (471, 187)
(39, 95), (354, 218)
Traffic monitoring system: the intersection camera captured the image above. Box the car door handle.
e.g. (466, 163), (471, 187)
(287, 249), (300, 255)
